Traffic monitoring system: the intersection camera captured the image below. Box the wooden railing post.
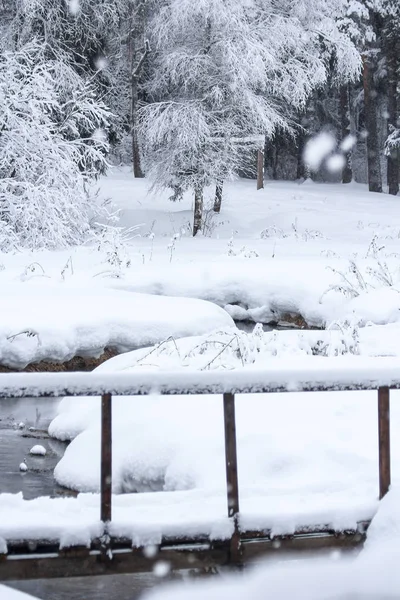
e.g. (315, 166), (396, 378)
(223, 392), (241, 563)
(101, 393), (112, 545)
(378, 387), (391, 500)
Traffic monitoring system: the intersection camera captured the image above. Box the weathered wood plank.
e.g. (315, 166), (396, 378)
(223, 393), (241, 564)
(0, 529), (368, 581)
(101, 393), (112, 524)
(378, 386), (391, 499)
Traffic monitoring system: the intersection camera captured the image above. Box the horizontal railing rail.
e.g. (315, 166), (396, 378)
(0, 363), (395, 578)
(1, 358), (400, 396)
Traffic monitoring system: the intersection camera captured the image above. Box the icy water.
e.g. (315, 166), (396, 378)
(0, 397), (165, 599)
(0, 397), (68, 499)
(8, 573), (165, 600)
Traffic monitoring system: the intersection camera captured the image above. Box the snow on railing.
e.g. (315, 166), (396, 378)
(0, 358), (395, 565)
(1, 356), (400, 397)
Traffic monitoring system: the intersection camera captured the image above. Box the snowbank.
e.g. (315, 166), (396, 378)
(46, 327), (400, 516)
(98, 171), (400, 328)
(142, 543), (400, 600)
(363, 487), (400, 554)
(110, 262), (400, 328)
(0, 283), (233, 368)
(143, 488), (400, 600)
(51, 381), (400, 501)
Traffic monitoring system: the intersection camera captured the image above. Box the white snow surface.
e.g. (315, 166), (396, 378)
(1, 171), (400, 368)
(48, 326), (400, 497)
(0, 488), (376, 546)
(142, 544), (400, 600)
(2, 173), (400, 549)
(144, 488), (400, 600)
(44, 348), (399, 530)
(0, 284), (232, 368)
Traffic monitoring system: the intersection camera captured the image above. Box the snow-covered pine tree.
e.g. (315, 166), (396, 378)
(139, 0), (361, 235)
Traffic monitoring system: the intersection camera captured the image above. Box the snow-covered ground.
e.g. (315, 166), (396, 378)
(1, 170), (400, 369)
(142, 498), (400, 600)
(142, 488), (400, 600)
(42, 332), (399, 532)
(2, 169), (400, 566)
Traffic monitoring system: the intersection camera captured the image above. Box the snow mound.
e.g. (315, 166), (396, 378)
(363, 487), (400, 554)
(110, 260), (400, 328)
(29, 445), (46, 456)
(0, 283), (233, 368)
(50, 326), (400, 508)
(142, 542), (400, 600)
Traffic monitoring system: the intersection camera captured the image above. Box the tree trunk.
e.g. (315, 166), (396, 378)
(362, 54), (382, 193)
(214, 180), (223, 213)
(386, 41), (399, 196)
(193, 186), (203, 236)
(131, 74), (144, 178)
(130, 0), (146, 178)
(296, 130), (306, 179)
(257, 149), (264, 189)
(340, 84), (353, 183)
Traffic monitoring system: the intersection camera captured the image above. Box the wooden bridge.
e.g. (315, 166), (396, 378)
(0, 363), (395, 580)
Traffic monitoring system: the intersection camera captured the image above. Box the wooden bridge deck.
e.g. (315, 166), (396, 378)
(0, 365), (395, 579)
(0, 524), (368, 580)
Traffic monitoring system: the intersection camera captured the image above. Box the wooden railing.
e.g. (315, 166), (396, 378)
(0, 364), (397, 579)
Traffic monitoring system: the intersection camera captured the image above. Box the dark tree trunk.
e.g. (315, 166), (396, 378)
(340, 84), (353, 183)
(214, 181), (223, 213)
(130, 1), (148, 178)
(362, 54), (382, 193)
(386, 41), (399, 196)
(257, 149), (264, 189)
(131, 74), (144, 178)
(264, 140), (279, 180)
(296, 131), (306, 179)
(193, 186), (203, 236)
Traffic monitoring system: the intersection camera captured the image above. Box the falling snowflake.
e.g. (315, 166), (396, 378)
(67, 0), (80, 16)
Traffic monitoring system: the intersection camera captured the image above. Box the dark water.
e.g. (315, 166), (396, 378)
(235, 320), (274, 333)
(0, 398), (172, 599)
(7, 573), (166, 600)
(0, 397), (68, 499)
(235, 320), (301, 333)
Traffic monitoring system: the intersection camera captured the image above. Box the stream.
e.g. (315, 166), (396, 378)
(0, 397), (179, 599)
(0, 397), (67, 499)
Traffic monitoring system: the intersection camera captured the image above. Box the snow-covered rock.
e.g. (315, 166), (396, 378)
(29, 445), (46, 456)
